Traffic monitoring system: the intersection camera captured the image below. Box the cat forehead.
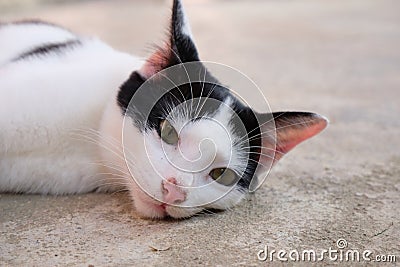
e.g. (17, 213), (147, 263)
(169, 98), (247, 158)
(169, 97), (235, 129)
(176, 97), (234, 136)
(119, 70), (259, 144)
(158, 85), (256, 143)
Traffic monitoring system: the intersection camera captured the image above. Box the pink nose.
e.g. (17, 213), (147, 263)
(162, 178), (186, 204)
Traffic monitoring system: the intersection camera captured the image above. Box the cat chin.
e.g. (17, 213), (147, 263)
(129, 187), (203, 219)
(131, 192), (167, 219)
(164, 206), (203, 219)
(134, 196), (202, 219)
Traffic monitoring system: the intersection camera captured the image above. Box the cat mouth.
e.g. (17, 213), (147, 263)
(151, 200), (201, 219)
(147, 198), (173, 216)
(136, 192), (195, 218)
(147, 200), (168, 212)
(142, 194), (173, 212)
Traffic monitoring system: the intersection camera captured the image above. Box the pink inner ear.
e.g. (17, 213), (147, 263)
(139, 49), (169, 79)
(276, 118), (328, 155)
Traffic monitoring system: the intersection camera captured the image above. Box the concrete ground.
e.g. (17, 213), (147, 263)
(1, 0), (399, 266)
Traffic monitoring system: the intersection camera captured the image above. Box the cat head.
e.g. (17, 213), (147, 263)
(113, 0), (328, 219)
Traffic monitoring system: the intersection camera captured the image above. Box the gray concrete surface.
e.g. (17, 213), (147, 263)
(1, 0), (399, 266)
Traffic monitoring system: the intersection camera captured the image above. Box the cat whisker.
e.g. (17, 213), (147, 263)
(267, 119), (321, 132)
(89, 159), (127, 168)
(95, 181), (130, 187)
(193, 67), (207, 117)
(157, 72), (188, 115)
(72, 128), (125, 155)
(96, 182), (130, 190)
(242, 151), (282, 159)
(82, 169), (131, 183)
(84, 178), (130, 191)
(69, 132), (139, 181)
(93, 172), (130, 179)
(248, 158), (275, 168)
(194, 83), (218, 119)
(109, 188), (130, 196)
(236, 112), (288, 143)
(237, 116), (322, 146)
(200, 208), (218, 216)
(239, 146), (286, 156)
(235, 132), (274, 147)
(71, 133), (133, 166)
(165, 45), (195, 116)
(88, 166), (130, 178)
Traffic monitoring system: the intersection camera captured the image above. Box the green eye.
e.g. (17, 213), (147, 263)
(160, 120), (179, 145)
(209, 168), (239, 186)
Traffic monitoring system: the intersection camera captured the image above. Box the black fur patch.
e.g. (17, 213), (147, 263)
(117, 71), (146, 114)
(11, 19), (58, 27)
(226, 105), (262, 190)
(118, 68), (228, 130)
(12, 39), (81, 62)
(117, 0), (263, 191)
(170, 0), (199, 63)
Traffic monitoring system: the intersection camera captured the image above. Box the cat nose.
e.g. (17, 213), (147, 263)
(162, 178), (186, 204)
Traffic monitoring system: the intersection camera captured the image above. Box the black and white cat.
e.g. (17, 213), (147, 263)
(0, 0), (327, 218)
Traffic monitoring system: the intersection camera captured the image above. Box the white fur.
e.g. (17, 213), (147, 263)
(0, 23), (247, 218)
(0, 23), (142, 194)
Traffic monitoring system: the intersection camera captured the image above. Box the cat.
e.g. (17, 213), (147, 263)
(0, 0), (328, 219)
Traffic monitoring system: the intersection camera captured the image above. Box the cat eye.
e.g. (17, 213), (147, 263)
(160, 120), (179, 145)
(209, 168), (239, 186)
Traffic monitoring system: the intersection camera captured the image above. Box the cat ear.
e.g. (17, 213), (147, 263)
(263, 112), (328, 160)
(140, 0), (200, 79)
(250, 112), (328, 191)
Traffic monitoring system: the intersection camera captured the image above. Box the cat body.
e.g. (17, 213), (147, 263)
(0, 1), (328, 218)
(0, 22), (141, 194)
